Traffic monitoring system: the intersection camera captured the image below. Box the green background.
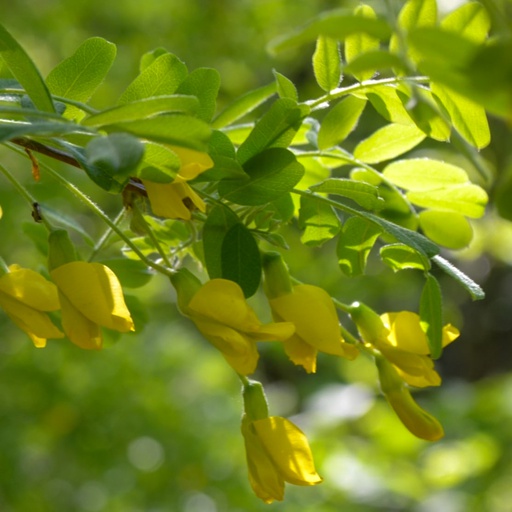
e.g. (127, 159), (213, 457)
(1, 0), (512, 510)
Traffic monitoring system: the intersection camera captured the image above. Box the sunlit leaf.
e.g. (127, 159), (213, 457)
(273, 70), (298, 101)
(419, 210), (473, 249)
(380, 243), (430, 272)
(313, 36), (341, 92)
(298, 196), (340, 246)
(354, 123), (426, 164)
(46, 37), (116, 120)
(310, 178), (381, 210)
(0, 23), (55, 112)
(317, 95), (366, 149)
(441, 1), (490, 43)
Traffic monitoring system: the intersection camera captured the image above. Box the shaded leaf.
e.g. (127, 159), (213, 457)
(311, 178), (381, 210)
(337, 216), (382, 276)
(46, 37), (116, 120)
(380, 243), (430, 272)
(0, 23), (55, 112)
(420, 274), (443, 360)
(273, 70), (298, 101)
(298, 196), (341, 246)
(433, 255), (484, 300)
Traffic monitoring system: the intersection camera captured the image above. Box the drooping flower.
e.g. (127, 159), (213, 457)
(350, 303), (459, 387)
(51, 261), (134, 350)
(241, 414), (323, 503)
(263, 252), (358, 373)
(142, 145), (213, 220)
(171, 269), (294, 375)
(47, 229), (135, 350)
(376, 355), (444, 441)
(0, 264), (63, 347)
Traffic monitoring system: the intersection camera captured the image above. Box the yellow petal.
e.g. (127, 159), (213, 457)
(170, 145), (214, 180)
(51, 262), (134, 333)
(381, 311), (430, 354)
(143, 179), (205, 220)
(59, 292), (102, 350)
(253, 416), (323, 486)
(250, 321), (295, 342)
(269, 285), (346, 356)
(188, 279), (262, 333)
(442, 324), (460, 347)
(283, 334), (318, 373)
(0, 266), (60, 311)
(241, 415), (284, 503)
(0, 292), (64, 345)
(193, 318), (259, 375)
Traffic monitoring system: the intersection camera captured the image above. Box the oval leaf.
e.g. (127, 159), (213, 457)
(380, 243), (430, 272)
(313, 36), (341, 92)
(310, 178), (381, 210)
(419, 210), (473, 249)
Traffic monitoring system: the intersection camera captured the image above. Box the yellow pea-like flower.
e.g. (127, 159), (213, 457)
(269, 284), (359, 373)
(51, 262), (134, 350)
(173, 271), (295, 375)
(0, 265), (63, 347)
(242, 414), (323, 503)
(350, 303), (459, 387)
(142, 146), (213, 220)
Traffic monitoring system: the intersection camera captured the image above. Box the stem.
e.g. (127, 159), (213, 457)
(305, 75), (429, 109)
(30, 156), (175, 277)
(88, 207), (126, 262)
(0, 161), (53, 230)
(131, 203), (174, 267)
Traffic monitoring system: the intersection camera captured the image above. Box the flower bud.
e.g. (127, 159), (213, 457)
(348, 301), (388, 344)
(242, 379), (269, 422)
(376, 356), (444, 441)
(48, 229), (78, 271)
(262, 252), (293, 299)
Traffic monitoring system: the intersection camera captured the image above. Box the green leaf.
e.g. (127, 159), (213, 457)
(433, 254), (484, 301)
(236, 98), (307, 165)
(337, 216), (382, 276)
(380, 243), (430, 272)
(268, 9), (391, 55)
(221, 223), (262, 298)
(317, 95), (367, 149)
(85, 133), (144, 190)
(82, 95), (199, 127)
(101, 258), (153, 288)
(298, 196), (341, 246)
(344, 50), (409, 78)
(203, 205), (240, 279)
(212, 82), (276, 129)
(365, 84), (415, 125)
(354, 123), (426, 164)
(273, 70), (298, 101)
(310, 178), (382, 210)
(376, 185), (418, 231)
(344, 4), (380, 81)
(419, 210), (473, 249)
(219, 148), (304, 205)
(313, 36), (341, 92)
(431, 83), (490, 149)
(136, 142), (180, 183)
(176, 67), (220, 122)
(407, 185), (488, 219)
(118, 53), (188, 104)
(365, 211), (439, 258)
(0, 120), (85, 142)
(0, 24), (55, 112)
(46, 37), (116, 120)
(139, 47), (168, 72)
(105, 114), (211, 151)
(383, 158), (470, 191)
(441, 1), (490, 43)
(391, 0), (437, 59)
(420, 274), (443, 360)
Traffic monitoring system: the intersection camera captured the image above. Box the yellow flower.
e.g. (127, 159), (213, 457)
(376, 311), (459, 387)
(0, 265), (63, 347)
(376, 355), (444, 441)
(51, 262), (134, 350)
(183, 278), (295, 375)
(241, 414), (323, 503)
(268, 284), (359, 373)
(142, 146), (213, 220)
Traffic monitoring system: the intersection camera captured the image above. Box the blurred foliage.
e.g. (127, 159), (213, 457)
(1, 0), (512, 510)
